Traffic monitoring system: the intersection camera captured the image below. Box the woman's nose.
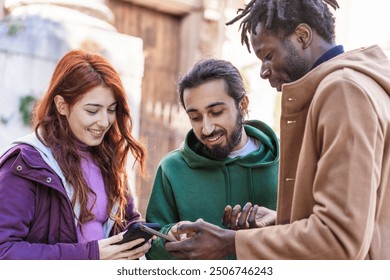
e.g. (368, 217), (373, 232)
(97, 113), (109, 127)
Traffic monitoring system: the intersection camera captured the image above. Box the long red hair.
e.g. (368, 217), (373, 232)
(32, 49), (146, 229)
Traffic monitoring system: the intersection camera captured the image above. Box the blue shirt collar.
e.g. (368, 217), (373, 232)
(311, 45), (344, 69)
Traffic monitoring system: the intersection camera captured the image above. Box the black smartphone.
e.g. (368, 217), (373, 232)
(114, 222), (161, 247)
(139, 223), (176, 242)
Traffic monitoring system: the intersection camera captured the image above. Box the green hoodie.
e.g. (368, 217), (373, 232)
(146, 120), (279, 259)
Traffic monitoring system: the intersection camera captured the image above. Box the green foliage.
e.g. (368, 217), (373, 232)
(7, 21), (25, 36)
(19, 95), (36, 126)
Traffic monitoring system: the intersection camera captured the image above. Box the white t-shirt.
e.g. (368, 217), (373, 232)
(228, 136), (260, 158)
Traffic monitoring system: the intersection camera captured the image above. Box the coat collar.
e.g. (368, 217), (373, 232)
(281, 45), (387, 116)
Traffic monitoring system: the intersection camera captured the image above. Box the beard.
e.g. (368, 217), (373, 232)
(283, 39), (309, 82)
(200, 113), (243, 160)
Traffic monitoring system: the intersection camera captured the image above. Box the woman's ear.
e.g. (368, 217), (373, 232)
(54, 95), (68, 116)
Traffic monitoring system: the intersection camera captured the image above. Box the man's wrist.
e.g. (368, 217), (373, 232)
(222, 229), (236, 256)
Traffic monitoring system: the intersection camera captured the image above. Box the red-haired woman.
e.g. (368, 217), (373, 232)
(0, 50), (149, 260)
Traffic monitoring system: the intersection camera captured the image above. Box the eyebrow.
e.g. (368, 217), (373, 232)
(186, 101), (226, 113)
(84, 102), (118, 107)
(253, 42), (266, 59)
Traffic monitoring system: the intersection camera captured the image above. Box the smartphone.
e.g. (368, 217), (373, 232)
(139, 223), (176, 242)
(114, 222), (161, 247)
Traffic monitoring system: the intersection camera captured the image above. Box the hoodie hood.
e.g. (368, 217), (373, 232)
(282, 45), (390, 115)
(180, 119), (279, 169)
(1, 133), (68, 187)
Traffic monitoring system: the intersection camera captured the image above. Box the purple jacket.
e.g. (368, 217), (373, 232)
(0, 143), (141, 259)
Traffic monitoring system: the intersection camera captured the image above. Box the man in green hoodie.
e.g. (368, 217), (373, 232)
(145, 58), (279, 259)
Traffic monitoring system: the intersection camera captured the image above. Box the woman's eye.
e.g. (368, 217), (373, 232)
(86, 110), (97, 114)
(108, 108), (116, 113)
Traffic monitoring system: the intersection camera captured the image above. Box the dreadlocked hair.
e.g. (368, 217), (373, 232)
(226, 0), (339, 52)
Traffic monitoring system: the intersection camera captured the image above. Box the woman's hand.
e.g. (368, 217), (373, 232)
(98, 232), (152, 260)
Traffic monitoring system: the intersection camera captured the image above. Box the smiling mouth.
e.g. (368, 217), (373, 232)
(203, 132), (225, 145)
(88, 128), (105, 137)
(207, 135), (222, 143)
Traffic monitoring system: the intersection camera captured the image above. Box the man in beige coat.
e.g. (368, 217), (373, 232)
(164, 0), (390, 259)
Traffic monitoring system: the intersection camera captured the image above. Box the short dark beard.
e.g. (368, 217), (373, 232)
(201, 113), (243, 160)
(283, 39), (309, 82)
